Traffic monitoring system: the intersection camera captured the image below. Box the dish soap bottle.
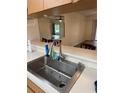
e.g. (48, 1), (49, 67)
(44, 42), (49, 56)
(27, 40), (32, 53)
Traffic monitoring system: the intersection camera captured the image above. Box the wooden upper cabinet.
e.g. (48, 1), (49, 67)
(72, 0), (80, 3)
(44, 0), (73, 10)
(27, 0), (81, 15)
(28, 0), (44, 15)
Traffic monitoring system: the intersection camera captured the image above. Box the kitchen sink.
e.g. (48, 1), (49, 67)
(27, 56), (85, 93)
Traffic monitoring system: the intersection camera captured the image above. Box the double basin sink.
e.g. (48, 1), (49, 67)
(27, 56), (85, 93)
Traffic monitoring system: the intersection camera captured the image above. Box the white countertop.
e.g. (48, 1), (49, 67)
(31, 41), (97, 63)
(27, 51), (44, 62)
(27, 41), (97, 93)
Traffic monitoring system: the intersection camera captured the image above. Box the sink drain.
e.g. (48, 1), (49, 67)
(59, 82), (66, 88)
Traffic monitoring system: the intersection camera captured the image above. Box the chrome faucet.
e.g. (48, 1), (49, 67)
(49, 40), (64, 61)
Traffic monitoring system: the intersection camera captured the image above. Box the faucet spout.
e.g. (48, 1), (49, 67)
(49, 40), (64, 61)
(58, 40), (65, 61)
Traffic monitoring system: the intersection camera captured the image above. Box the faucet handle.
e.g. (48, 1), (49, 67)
(52, 40), (61, 46)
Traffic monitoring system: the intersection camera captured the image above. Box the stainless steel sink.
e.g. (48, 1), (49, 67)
(27, 56), (85, 93)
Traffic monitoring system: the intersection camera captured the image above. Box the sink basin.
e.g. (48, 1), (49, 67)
(27, 56), (85, 93)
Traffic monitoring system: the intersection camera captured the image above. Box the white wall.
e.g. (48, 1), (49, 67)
(62, 12), (86, 46)
(27, 11), (97, 46)
(38, 12), (86, 46)
(27, 18), (40, 41)
(84, 14), (97, 40)
(38, 17), (51, 39)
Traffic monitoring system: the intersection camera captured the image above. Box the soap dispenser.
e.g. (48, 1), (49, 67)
(27, 40), (32, 53)
(44, 42), (49, 56)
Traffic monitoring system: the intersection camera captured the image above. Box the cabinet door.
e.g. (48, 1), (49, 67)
(44, 0), (72, 9)
(28, 0), (44, 15)
(27, 79), (45, 93)
(27, 86), (34, 93)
